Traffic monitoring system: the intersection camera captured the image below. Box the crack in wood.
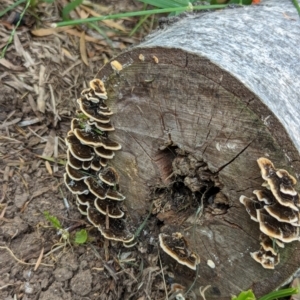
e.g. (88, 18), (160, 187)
(125, 130), (154, 162)
(222, 217), (257, 242)
(216, 141), (253, 173)
(135, 105), (151, 132)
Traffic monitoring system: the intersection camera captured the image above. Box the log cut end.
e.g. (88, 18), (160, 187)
(93, 47), (300, 298)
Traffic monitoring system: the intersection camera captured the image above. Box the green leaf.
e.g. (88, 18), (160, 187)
(74, 229), (88, 244)
(44, 211), (62, 229)
(232, 290), (256, 300)
(231, 287), (298, 300)
(62, 0), (83, 21)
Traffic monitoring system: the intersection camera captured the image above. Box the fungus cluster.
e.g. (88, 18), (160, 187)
(240, 157), (300, 269)
(64, 78), (200, 271)
(159, 232), (200, 270)
(64, 79), (134, 246)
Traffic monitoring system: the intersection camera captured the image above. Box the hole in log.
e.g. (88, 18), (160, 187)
(151, 145), (230, 227)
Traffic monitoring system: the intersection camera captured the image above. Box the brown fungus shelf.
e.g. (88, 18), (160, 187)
(64, 79), (132, 248)
(240, 158), (300, 269)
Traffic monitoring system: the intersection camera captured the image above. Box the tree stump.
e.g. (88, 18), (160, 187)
(94, 1), (300, 298)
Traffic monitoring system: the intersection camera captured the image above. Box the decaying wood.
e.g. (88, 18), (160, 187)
(93, 1), (300, 298)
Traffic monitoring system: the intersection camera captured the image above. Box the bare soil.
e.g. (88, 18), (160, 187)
(0, 1), (171, 299)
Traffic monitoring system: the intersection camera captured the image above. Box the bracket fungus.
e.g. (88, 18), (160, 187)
(240, 157), (300, 269)
(64, 79), (134, 246)
(159, 232), (200, 270)
(64, 79), (203, 272)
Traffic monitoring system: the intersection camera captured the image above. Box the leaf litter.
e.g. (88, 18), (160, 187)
(0, 0), (178, 299)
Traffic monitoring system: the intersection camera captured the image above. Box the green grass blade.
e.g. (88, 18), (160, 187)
(0, 0), (31, 59)
(88, 22), (114, 49)
(258, 287), (298, 300)
(37, 155), (66, 165)
(0, 0), (26, 17)
(134, 201), (156, 239)
(53, 4), (228, 27)
(129, 13), (150, 37)
(62, 0), (84, 21)
(137, 0), (189, 8)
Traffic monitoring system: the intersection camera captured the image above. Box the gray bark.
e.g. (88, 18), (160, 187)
(139, 0), (300, 156)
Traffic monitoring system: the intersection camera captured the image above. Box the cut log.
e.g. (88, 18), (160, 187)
(94, 1), (300, 298)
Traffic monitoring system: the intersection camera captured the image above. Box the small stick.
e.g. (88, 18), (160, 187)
(0, 246), (53, 267)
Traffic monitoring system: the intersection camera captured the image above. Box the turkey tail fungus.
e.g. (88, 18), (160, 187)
(65, 0), (300, 298)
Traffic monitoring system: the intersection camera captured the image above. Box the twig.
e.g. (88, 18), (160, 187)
(158, 249), (168, 300)
(44, 243), (66, 257)
(0, 246), (53, 267)
(89, 244), (118, 281)
(0, 204), (7, 219)
(34, 247), (44, 271)
(184, 264), (199, 297)
(199, 285), (211, 300)
(0, 284), (15, 290)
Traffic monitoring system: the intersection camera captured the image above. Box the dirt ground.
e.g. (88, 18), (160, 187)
(0, 1), (172, 299)
(2, 1), (300, 299)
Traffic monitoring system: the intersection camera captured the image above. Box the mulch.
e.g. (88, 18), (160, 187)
(0, 1), (175, 299)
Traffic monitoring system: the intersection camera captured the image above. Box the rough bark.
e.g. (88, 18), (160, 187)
(95, 1), (300, 298)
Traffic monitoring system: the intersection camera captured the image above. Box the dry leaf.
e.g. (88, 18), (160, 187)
(0, 183), (8, 203)
(61, 47), (75, 60)
(0, 58), (24, 71)
(79, 8), (89, 19)
(45, 161), (53, 175)
(0, 204), (7, 219)
(37, 65), (46, 113)
(0, 118), (22, 129)
(27, 93), (38, 114)
(80, 6), (127, 32)
(34, 247), (44, 271)
(80, 31), (89, 66)
(42, 130), (56, 157)
(65, 29), (107, 46)
(31, 26), (72, 36)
